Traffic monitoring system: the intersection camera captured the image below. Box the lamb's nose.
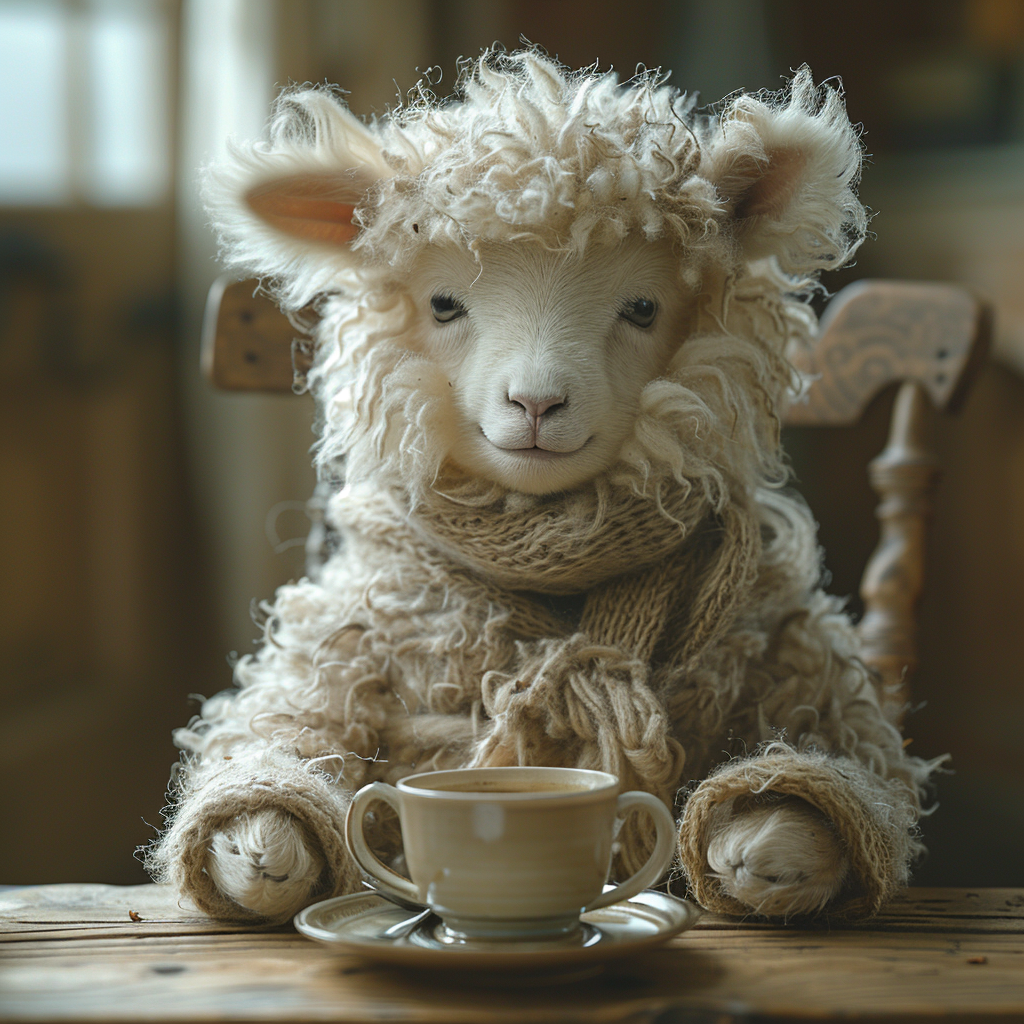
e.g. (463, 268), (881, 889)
(508, 392), (566, 421)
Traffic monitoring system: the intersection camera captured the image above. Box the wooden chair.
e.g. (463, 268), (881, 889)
(201, 277), (992, 717)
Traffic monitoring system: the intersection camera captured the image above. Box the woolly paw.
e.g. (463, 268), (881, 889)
(206, 808), (324, 919)
(706, 797), (849, 917)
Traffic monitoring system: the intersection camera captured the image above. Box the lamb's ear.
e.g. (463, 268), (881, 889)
(705, 69), (867, 275)
(243, 171), (369, 247)
(204, 88), (392, 306)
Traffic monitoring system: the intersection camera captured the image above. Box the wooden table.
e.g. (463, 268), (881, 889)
(1, 885), (1021, 1022)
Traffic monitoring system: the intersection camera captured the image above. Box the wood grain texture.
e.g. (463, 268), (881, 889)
(1, 885), (1022, 1023)
(786, 279), (991, 426)
(200, 277), (313, 393)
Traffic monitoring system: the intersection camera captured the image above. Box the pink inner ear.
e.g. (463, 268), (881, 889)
(245, 175), (362, 245)
(734, 147), (808, 221)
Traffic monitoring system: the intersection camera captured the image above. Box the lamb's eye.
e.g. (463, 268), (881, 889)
(619, 297), (658, 328)
(430, 294), (467, 323)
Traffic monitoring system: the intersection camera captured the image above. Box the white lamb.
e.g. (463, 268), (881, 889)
(147, 51), (935, 923)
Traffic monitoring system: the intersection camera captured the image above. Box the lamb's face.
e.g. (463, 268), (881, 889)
(406, 237), (694, 494)
(221, 62), (865, 501)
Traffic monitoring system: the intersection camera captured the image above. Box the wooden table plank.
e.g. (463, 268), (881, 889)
(2, 885), (1022, 1024)
(697, 887), (1024, 933)
(0, 885), (276, 942)
(4, 930), (1021, 1023)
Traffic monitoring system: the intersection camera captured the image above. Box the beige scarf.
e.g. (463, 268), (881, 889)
(338, 473), (764, 873)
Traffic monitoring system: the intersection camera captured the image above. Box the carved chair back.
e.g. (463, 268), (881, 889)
(201, 278), (992, 718)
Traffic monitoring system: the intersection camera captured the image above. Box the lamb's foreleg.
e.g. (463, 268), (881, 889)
(680, 742), (924, 918)
(676, 584), (937, 919)
(146, 749), (360, 922)
(704, 795), (850, 916)
(205, 807), (326, 920)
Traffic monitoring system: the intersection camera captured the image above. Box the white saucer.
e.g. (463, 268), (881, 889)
(294, 889), (701, 977)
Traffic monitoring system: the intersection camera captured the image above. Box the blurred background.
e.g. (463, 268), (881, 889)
(1, 0), (1022, 887)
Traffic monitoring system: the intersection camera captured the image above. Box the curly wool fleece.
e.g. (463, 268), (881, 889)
(147, 51), (935, 922)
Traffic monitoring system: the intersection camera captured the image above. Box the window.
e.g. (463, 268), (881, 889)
(0, 0), (172, 206)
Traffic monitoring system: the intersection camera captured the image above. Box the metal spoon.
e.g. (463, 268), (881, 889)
(360, 881), (437, 940)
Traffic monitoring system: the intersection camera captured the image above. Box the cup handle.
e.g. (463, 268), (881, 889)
(583, 790), (676, 912)
(344, 781), (421, 905)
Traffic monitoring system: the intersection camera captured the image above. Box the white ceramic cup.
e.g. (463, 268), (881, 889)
(344, 765), (677, 940)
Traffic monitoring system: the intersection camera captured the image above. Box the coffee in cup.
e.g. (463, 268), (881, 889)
(344, 766), (676, 941)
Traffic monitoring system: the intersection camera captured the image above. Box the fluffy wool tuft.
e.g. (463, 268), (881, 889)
(205, 51), (865, 297)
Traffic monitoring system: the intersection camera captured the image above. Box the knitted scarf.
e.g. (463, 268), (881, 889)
(335, 472), (764, 873)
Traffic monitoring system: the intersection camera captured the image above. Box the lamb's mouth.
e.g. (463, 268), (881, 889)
(487, 436), (592, 460)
